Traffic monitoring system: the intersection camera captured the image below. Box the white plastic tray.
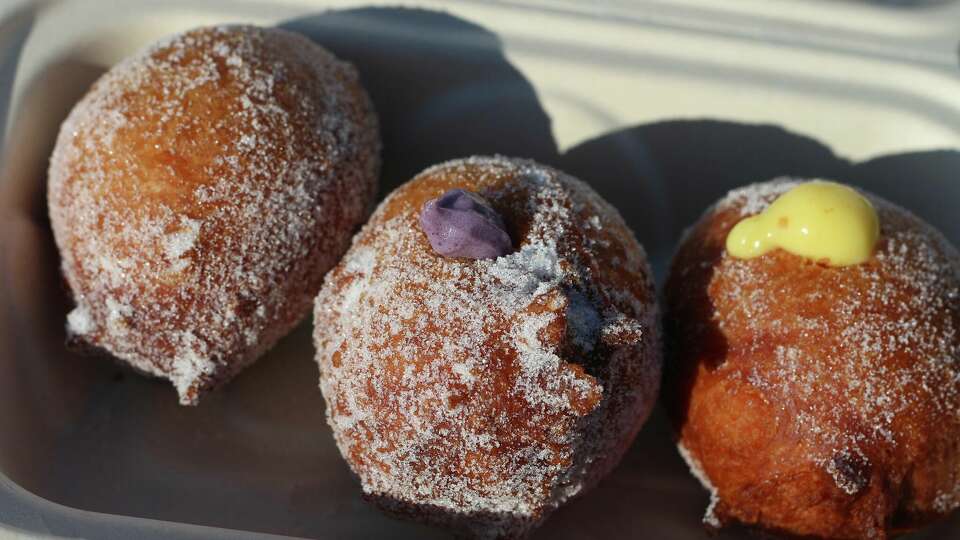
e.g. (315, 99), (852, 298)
(2, 1), (960, 538)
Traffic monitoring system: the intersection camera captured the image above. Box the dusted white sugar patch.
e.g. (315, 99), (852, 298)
(66, 305), (94, 336)
(677, 442), (721, 528)
(511, 310), (588, 411)
(339, 247), (376, 313)
(314, 156), (662, 538)
(163, 217), (201, 261)
(47, 25), (379, 405)
(171, 347), (217, 399)
(934, 487), (960, 514)
(488, 243), (562, 303)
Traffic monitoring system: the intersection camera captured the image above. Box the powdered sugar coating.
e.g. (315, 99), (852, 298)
(48, 25), (380, 404)
(666, 178), (960, 537)
(676, 441), (720, 528)
(314, 156), (661, 538)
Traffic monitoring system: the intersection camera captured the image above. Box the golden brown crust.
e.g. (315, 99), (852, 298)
(47, 25), (380, 404)
(313, 156), (661, 538)
(664, 179), (960, 539)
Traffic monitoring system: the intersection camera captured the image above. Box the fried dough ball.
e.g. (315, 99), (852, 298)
(313, 156), (661, 538)
(664, 179), (960, 539)
(48, 25), (380, 405)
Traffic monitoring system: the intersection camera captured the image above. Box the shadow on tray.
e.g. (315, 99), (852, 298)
(559, 120), (960, 282)
(280, 7), (560, 194)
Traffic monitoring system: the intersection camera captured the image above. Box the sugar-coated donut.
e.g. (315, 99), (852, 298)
(48, 25), (380, 405)
(664, 179), (960, 539)
(313, 156), (661, 538)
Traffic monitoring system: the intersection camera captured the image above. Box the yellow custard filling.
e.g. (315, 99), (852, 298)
(726, 181), (879, 266)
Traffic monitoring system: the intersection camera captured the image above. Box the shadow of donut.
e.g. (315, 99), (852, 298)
(848, 149), (960, 242)
(558, 119), (960, 281)
(558, 120), (852, 281)
(0, 57), (111, 493)
(280, 7), (560, 195)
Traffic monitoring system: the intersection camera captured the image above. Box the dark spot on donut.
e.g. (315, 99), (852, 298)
(831, 452), (871, 495)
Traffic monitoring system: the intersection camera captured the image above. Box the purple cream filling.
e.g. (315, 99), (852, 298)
(419, 188), (513, 260)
